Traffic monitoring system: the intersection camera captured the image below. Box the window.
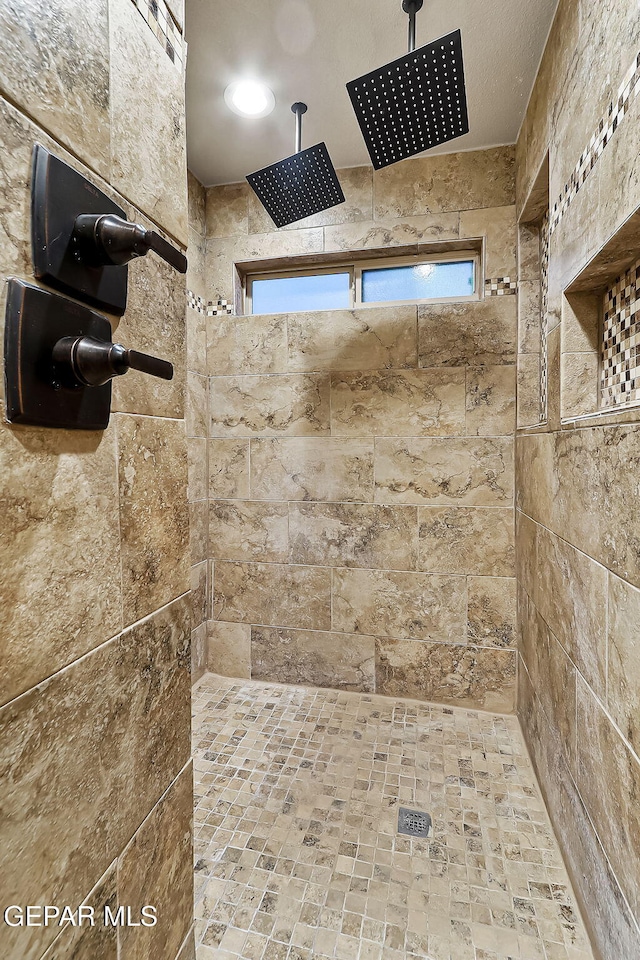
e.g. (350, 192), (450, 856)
(246, 254), (478, 314)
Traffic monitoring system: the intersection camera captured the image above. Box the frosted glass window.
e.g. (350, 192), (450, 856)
(251, 272), (350, 314)
(361, 260), (475, 303)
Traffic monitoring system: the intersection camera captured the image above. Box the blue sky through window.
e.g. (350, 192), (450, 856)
(251, 272), (351, 314)
(362, 261), (475, 303)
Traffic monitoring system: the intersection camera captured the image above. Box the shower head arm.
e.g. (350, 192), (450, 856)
(291, 102), (308, 154)
(402, 0), (424, 53)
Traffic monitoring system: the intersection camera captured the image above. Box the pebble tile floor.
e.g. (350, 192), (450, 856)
(193, 675), (594, 960)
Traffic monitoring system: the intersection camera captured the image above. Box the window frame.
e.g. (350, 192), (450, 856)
(245, 251), (480, 314)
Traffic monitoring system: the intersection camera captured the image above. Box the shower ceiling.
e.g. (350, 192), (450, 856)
(186, 0), (559, 187)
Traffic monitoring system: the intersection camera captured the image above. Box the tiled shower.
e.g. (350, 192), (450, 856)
(1, 1), (639, 959)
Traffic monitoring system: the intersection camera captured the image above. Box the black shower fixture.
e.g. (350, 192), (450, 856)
(347, 0), (469, 170)
(246, 102), (345, 228)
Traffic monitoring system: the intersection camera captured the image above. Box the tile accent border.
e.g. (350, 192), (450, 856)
(484, 277), (517, 296)
(539, 208), (550, 422)
(602, 256), (640, 409)
(550, 51), (640, 234)
(187, 291), (206, 314)
(130, 0), (184, 69)
(207, 299), (234, 317)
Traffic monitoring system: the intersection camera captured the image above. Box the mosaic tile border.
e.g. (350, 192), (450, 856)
(550, 51), (640, 234)
(601, 256), (640, 409)
(485, 277), (517, 296)
(539, 209), (550, 422)
(188, 290), (206, 314)
(187, 293), (235, 317)
(130, 0), (184, 69)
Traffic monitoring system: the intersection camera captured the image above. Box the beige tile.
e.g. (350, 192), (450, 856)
(176, 931), (196, 960)
(323, 214), (459, 252)
(191, 561), (208, 629)
(250, 438), (374, 502)
(209, 500), (289, 563)
(331, 369), (466, 437)
(0, 422), (122, 708)
(251, 627), (375, 692)
(465, 366), (516, 436)
(111, 224), (186, 419)
(188, 438), (207, 503)
(116, 414), (189, 624)
(561, 352), (599, 420)
(534, 524), (607, 699)
(287, 306), (417, 372)
(40, 864), (118, 960)
(109, 0), (187, 242)
(516, 353), (543, 428)
(289, 503), (418, 570)
(188, 171), (206, 237)
(191, 621), (207, 684)
(248, 165), (373, 233)
(418, 507), (514, 577)
(209, 440), (250, 499)
(418, 297), (517, 366)
(213, 561), (331, 630)
(332, 568), (466, 641)
(118, 763), (193, 960)
(208, 313), (287, 375)
(206, 182), (250, 238)
(375, 437), (514, 506)
(459, 206), (517, 277)
(607, 573), (640, 753)
(467, 577), (517, 648)
(0, 0), (110, 178)
(576, 678), (640, 919)
(210, 375), (330, 437)
(208, 621), (251, 678)
(0, 596), (190, 960)
(187, 373), (209, 438)
(518, 222), (542, 281)
(518, 280), (542, 355)
(187, 293), (207, 376)
(375, 639), (516, 711)
(190, 499), (208, 566)
(373, 147), (515, 218)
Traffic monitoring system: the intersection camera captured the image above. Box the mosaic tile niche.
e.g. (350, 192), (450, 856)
(602, 256), (640, 409)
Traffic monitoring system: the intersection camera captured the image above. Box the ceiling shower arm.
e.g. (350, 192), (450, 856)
(291, 102), (308, 154)
(402, 0), (424, 53)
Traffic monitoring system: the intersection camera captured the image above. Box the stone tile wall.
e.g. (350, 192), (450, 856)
(0, 1), (192, 958)
(201, 147), (518, 712)
(516, 0), (640, 955)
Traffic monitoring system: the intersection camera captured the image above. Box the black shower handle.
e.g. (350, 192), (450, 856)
(73, 214), (188, 274)
(52, 335), (174, 387)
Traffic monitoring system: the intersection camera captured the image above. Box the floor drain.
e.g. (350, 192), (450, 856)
(398, 807), (432, 838)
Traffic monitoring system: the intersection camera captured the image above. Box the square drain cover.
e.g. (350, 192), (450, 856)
(398, 807), (432, 838)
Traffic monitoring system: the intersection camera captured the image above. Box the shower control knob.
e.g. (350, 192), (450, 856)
(52, 335), (174, 388)
(73, 214), (187, 274)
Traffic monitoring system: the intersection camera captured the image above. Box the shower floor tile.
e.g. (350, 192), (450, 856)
(192, 675), (593, 960)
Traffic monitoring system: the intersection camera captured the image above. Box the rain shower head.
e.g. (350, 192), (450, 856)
(246, 102), (345, 228)
(346, 1), (469, 170)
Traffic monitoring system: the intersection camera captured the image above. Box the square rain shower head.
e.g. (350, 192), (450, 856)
(247, 143), (346, 228)
(347, 29), (469, 170)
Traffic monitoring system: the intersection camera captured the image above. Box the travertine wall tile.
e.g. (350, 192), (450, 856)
(419, 297), (517, 366)
(210, 374), (330, 437)
(188, 438), (207, 503)
(250, 438), (374, 502)
(419, 506), (514, 577)
(0, 596), (190, 960)
(375, 437), (514, 506)
(376, 639), (516, 711)
(209, 500), (289, 563)
(207, 312), (287, 376)
(0, 0), (110, 178)
(109, 0), (187, 243)
(191, 561), (207, 629)
(118, 762), (193, 960)
(0, 423), (122, 707)
(213, 561), (331, 631)
(467, 576), (517, 647)
(459, 205), (517, 277)
(465, 365), (516, 436)
(191, 621), (207, 684)
(116, 414), (190, 625)
(251, 627), (375, 692)
(209, 439), (250, 499)
(186, 373), (208, 439)
(607, 573), (640, 753)
(208, 621), (251, 678)
(289, 503), (418, 570)
(206, 182), (250, 238)
(324, 213), (459, 252)
(287, 306), (418, 372)
(331, 369), (466, 437)
(40, 864), (118, 960)
(332, 568), (466, 642)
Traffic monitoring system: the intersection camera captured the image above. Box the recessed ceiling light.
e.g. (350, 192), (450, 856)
(224, 80), (275, 119)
